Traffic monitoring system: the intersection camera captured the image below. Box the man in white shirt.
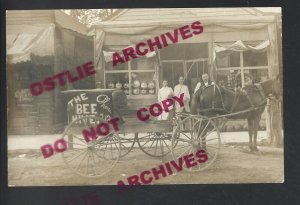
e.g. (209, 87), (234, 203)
(158, 80), (173, 120)
(174, 76), (190, 113)
(194, 73), (215, 94)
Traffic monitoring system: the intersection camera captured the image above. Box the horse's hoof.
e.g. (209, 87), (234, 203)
(253, 147), (259, 152)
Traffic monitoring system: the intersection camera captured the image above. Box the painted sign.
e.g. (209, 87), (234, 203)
(66, 92), (113, 126)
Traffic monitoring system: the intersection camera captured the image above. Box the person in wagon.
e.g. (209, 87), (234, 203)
(158, 80), (173, 120)
(174, 76), (190, 113)
(194, 73), (215, 94)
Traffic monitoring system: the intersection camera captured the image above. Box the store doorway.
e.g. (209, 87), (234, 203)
(161, 59), (209, 94)
(161, 61), (184, 88)
(185, 59), (209, 94)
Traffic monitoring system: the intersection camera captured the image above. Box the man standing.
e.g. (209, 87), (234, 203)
(158, 80), (173, 120)
(194, 73), (215, 94)
(174, 76), (190, 113)
(112, 88), (127, 124)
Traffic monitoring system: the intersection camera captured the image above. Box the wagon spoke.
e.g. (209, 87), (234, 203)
(154, 139), (159, 156)
(203, 137), (219, 142)
(91, 150), (97, 176)
(66, 149), (87, 164)
(176, 138), (191, 143)
(145, 138), (156, 153)
(160, 138), (164, 155)
(75, 151), (88, 172)
(197, 119), (203, 135)
(141, 137), (154, 147)
(110, 139), (113, 159)
(200, 128), (217, 139)
(198, 121), (210, 139)
(93, 148), (110, 161)
(86, 150), (90, 175)
(162, 140), (172, 152)
(71, 134), (87, 145)
(180, 132), (192, 140)
(177, 146), (193, 159)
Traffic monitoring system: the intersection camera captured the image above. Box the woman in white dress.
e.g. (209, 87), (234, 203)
(157, 80), (173, 120)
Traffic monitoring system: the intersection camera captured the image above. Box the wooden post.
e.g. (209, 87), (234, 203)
(266, 20), (283, 147)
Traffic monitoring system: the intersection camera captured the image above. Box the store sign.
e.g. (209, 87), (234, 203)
(67, 92), (113, 125)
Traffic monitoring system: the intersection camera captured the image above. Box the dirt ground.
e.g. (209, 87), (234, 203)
(8, 143), (284, 186)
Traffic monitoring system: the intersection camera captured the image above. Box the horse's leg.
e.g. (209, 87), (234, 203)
(247, 118), (254, 151)
(253, 115), (262, 151)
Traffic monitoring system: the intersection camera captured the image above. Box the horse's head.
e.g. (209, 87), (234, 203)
(260, 76), (281, 99)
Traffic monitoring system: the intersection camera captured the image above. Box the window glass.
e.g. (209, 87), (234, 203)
(160, 43), (208, 60)
(216, 51), (240, 68)
(244, 69), (269, 83)
(131, 57), (155, 70)
(131, 72), (156, 95)
(105, 61), (128, 71)
(243, 50), (268, 66)
(105, 73), (130, 95)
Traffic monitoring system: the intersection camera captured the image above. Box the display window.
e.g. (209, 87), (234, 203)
(104, 55), (157, 96)
(215, 42), (269, 88)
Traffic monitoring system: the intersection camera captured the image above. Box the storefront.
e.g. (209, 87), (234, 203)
(91, 8), (281, 131)
(7, 10), (93, 134)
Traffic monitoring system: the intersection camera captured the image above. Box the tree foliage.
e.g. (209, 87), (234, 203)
(63, 9), (117, 26)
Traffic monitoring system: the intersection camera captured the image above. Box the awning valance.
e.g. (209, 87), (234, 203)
(213, 40), (270, 61)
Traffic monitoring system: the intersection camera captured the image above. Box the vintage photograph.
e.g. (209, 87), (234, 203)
(6, 8), (283, 186)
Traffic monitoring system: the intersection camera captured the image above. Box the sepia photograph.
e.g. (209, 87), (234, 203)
(6, 8), (283, 186)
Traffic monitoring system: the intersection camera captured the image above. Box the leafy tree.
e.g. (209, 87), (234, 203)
(63, 9), (118, 26)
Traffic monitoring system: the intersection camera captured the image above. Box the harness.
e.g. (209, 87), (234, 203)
(198, 83), (268, 114)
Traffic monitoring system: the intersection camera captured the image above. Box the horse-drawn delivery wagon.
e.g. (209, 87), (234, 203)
(61, 77), (278, 178)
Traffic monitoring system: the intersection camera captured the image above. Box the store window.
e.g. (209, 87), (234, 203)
(243, 50), (268, 67)
(216, 52), (240, 68)
(104, 55), (157, 96)
(215, 43), (268, 88)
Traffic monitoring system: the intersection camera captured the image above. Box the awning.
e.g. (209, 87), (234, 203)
(213, 40), (270, 61)
(6, 24), (55, 64)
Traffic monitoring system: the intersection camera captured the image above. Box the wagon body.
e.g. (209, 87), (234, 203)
(61, 89), (221, 177)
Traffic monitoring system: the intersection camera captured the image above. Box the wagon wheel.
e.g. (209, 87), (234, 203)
(98, 132), (136, 159)
(61, 116), (121, 177)
(136, 115), (180, 157)
(171, 115), (221, 172)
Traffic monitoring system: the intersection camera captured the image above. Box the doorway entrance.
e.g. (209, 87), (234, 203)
(161, 58), (209, 94)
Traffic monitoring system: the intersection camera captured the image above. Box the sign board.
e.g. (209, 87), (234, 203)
(65, 90), (114, 126)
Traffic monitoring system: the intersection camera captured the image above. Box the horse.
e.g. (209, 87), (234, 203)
(191, 78), (280, 151)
